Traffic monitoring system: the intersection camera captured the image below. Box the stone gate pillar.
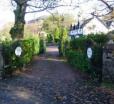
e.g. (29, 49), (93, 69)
(103, 43), (114, 82)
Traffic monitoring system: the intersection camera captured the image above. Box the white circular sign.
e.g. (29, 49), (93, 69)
(87, 47), (92, 59)
(15, 46), (22, 56)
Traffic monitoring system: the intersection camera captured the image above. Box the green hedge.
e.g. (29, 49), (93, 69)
(58, 28), (68, 56)
(39, 38), (46, 54)
(65, 34), (108, 80)
(2, 37), (41, 77)
(66, 50), (90, 73)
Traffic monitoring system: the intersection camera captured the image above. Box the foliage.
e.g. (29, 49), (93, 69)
(39, 37), (46, 54)
(46, 34), (53, 43)
(70, 36), (87, 51)
(43, 13), (75, 43)
(58, 27), (68, 56)
(10, 0), (60, 39)
(54, 27), (60, 43)
(66, 50), (90, 73)
(2, 37), (40, 77)
(70, 34), (108, 50)
(87, 34), (108, 46)
(65, 34), (109, 80)
(33, 37), (40, 55)
(2, 41), (13, 68)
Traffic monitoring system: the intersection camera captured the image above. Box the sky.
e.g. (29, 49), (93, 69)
(0, 0), (99, 29)
(0, 1), (13, 29)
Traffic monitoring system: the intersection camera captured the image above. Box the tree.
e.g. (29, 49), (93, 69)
(54, 27), (60, 42)
(62, 28), (68, 41)
(59, 27), (68, 56)
(10, 0), (114, 40)
(43, 13), (75, 42)
(70, 0), (114, 20)
(9, 0), (61, 40)
(93, 0), (114, 20)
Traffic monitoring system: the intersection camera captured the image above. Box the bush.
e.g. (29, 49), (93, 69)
(58, 27), (68, 56)
(39, 38), (46, 54)
(46, 34), (53, 43)
(2, 37), (40, 77)
(66, 50), (90, 73)
(31, 37), (40, 55)
(65, 34), (109, 80)
(87, 34), (108, 46)
(70, 36), (87, 51)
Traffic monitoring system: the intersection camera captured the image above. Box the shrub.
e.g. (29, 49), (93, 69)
(46, 34), (53, 43)
(87, 34), (108, 46)
(65, 34), (109, 80)
(66, 50), (90, 73)
(31, 37), (40, 55)
(70, 36), (87, 51)
(39, 38), (46, 54)
(58, 27), (68, 56)
(2, 37), (40, 77)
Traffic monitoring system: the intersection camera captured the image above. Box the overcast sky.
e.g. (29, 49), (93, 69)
(0, 0), (99, 29)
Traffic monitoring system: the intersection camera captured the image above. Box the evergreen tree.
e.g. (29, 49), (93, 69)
(59, 27), (68, 56)
(54, 27), (60, 43)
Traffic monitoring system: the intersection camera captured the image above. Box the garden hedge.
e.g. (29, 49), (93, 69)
(65, 34), (108, 80)
(1, 37), (45, 77)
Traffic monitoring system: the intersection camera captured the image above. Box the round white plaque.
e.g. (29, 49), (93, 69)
(15, 46), (22, 56)
(87, 47), (92, 59)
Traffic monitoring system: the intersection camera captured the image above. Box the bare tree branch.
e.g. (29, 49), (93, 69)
(100, 0), (113, 10)
(92, 0), (114, 19)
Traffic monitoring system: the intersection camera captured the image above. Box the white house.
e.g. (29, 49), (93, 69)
(83, 17), (109, 35)
(69, 21), (83, 38)
(69, 16), (114, 37)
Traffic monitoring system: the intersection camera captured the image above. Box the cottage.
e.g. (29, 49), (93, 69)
(69, 15), (114, 38)
(69, 21), (83, 38)
(83, 16), (110, 35)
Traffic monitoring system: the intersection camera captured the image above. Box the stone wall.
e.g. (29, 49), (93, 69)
(103, 44), (114, 82)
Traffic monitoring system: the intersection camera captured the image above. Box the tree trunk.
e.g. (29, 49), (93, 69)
(10, 3), (27, 40)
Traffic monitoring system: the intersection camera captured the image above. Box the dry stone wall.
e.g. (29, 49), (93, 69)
(103, 44), (114, 82)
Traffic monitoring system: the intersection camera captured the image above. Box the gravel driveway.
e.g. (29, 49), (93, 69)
(0, 45), (113, 104)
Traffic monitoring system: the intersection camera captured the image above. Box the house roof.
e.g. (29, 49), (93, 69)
(81, 16), (113, 29)
(94, 16), (113, 29)
(80, 18), (93, 28)
(70, 16), (114, 31)
(70, 18), (94, 30)
(70, 20), (83, 30)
